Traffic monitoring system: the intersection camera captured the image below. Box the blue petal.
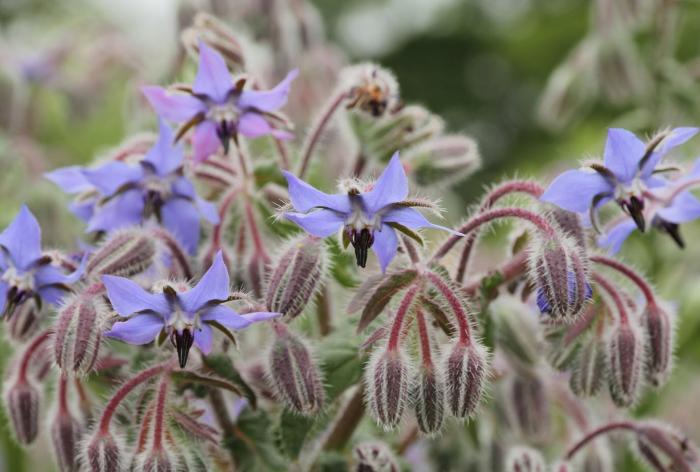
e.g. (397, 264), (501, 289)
(86, 190), (145, 233)
(195, 197), (219, 224)
(641, 127), (699, 179)
(143, 119), (183, 176)
(201, 305), (251, 330)
(603, 128), (646, 183)
(238, 112), (273, 138)
(193, 120), (221, 163)
(82, 162), (143, 196)
(193, 41), (232, 103)
(382, 206), (460, 234)
(0, 205), (43, 271)
(238, 69), (298, 112)
(70, 199), (96, 222)
(180, 251), (230, 312)
(656, 192), (700, 223)
(0, 282), (8, 314)
(282, 171), (351, 213)
(102, 275), (169, 316)
(142, 86), (205, 122)
(372, 224), (399, 273)
(285, 210), (346, 237)
(37, 285), (67, 305)
(105, 314), (164, 345)
(161, 198), (201, 254)
(194, 323), (214, 355)
(362, 152), (409, 214)
(540, 169), (612, 213)
(597, 219), (637, 254)
(45, 166), (93, 193)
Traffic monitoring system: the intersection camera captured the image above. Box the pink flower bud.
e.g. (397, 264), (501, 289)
(404, 134), (481, 187)
(570, 335), (607, 397)
(550, 208), (587, 251)
(181, 12), (245, 70)
(365, 348), (412, 430)
(50, 410), (83, 472)
(3, 380), (40, 444)
(134, 449), (178, 472)
(507, 371), (551, 442)
(83, 432), (123, 472)
(635, 421), (699, 472)
(441, 340), (488, 419)
(606, 321), (644, 408)
(353, 441), (400, 472)
(268, 324), (325, 415)
(5, 299), (40, 343)
(413, 365), (446, 435)
(266, 235), (327, 320)
(505, 446), (546, 472)
(54, 295), (108, 376)
(642, 303), (675, 388)
(86, 229), (156, 278)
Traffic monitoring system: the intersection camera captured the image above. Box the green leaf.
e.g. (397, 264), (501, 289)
(227, 408), (288, 472)
(317, 336), (363, 402)
(276, 410), (315, 458)
(355, 269), (419, 333)
(170, 371), (243, 396)
(202, 354), (257, 409)
(386, 222), (424, 246)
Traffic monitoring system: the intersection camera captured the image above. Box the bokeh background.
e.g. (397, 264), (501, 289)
(2, 0), (700, 470)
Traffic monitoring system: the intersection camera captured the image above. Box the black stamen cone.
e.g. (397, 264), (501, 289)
(350, 228), (374, 268)
(624, 196), (646, 232)
(217, 120), (231, 155)
(660, 220), (685, 248)
(172, 329), (194, 368)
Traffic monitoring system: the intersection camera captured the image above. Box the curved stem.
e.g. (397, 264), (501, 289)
(18, 329), (52, 383)
(590, 255), (656, 305)
(274, 139), (291, 170)
(565, 421), (638, 460)
(461, 251), (528, 298)
(387, 283), (421, 352)
(401, 235), (421, 265)
(298, 90), (349, 179)
(426, 271), (471, 344)
(57, 374), (69, 415)
(233, 139), (251, 178)
(415, 308), (433, 368)
(431, 207), (557, 263)
(322, 384), (365, 451)
(592, 272), (629, 324)
(244, 199), (269, 261)
(151, 375), (169, 451)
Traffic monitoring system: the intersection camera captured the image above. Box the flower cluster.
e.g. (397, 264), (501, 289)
(1, 6), (700, 472)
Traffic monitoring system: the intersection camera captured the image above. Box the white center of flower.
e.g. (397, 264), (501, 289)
(345, 197), (384, 232)
(614, 176), (646, 203)
(206, 103), (239, 123)
(1, 266), (34, 292)
(167, 305), (202, 334)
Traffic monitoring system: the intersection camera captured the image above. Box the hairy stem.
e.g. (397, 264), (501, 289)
(564, 421), (638, 460)
(592, 272), (630, 324)
(591, 255), (656, 305)
(18, 329), (52, 383)
(322, 384), (365, 451)
(387, 283), (422, 352)
(426, 271), (471, 344)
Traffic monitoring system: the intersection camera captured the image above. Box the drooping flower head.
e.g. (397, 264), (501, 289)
(103, 251), (279, 367)
(541, 127), (698, 231)
(282, 152), (458, 272)
(45, 120), (219, 254)
(142, 41), (298, 162)
(0, 206), (83, 315)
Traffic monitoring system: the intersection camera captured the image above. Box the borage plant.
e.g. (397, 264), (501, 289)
(1, 9), (700, 472)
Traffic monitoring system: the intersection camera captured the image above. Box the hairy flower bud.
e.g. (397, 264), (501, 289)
(86, 229), (156, 278)
(492, 296), (543, 369)
(353, 441), (400, 472)
(530, 237), (591, 322)
(4, 380), (40, 444)
(505, 446), (546, 472)
(51, 409), (83, 472)
(550, 208), (587, 251)
(441, 340), (488, 419)
(181, 12), (245, 70)
(405, 134), (481, 187)
(266, 235), (327, 319)
(570, 335), (607, 397)
(5, 299), (40, 342)
(413, 365), (446, 435)
(84, 433), (123, 472)
(606, 321), (644, 407)
(268, 324), (325, 415)
(507, 371), (551, 441)
(54, 294), (108, 376)
(134, 449), (178, 472)
(635, 421), (700, 472)
(642, 303), (675, 388)
(365, 348), (412, 430)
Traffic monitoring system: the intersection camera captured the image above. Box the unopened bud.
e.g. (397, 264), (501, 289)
(4, 380), (40, 444)
(365, 348), (412, 430)
(642, 303), (675, 388)
(505, 446), (546, 472)
(413, 366), (446, 435)
(5, 299), (40, 342)
(607, 321), (644, 408)
(134, 448), (178, 472)
(51, 410), (83, 472)
(598, 36), (650, 105)
(570, 335), (607, 397)
(266, 236), (327, 319)
(268, 324), (325, 415)
(492, 296), (543, 369)
(341, 63), (399, 118)
(405, 134), (481, 187)
(550, 208), (587, 251)
(181, 12), (245, 70)
(635, 421), (700, 471)
(54, 294), (108, 376)
(353, 441), (400, 472)
(507, 371), (551, 441)
(441, 340), (488, 419)
(86, 229), (156, 278)
(579, 441), (614, 472)
(84, 433), (123, 472)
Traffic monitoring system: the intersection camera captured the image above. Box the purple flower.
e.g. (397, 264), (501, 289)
(283, 152), (458, 272)
(598, 158), (700, 253)
(0, 206), (83, 315)
(142, 41), (298, 162)
(45, 120), (219, 254)
(103, 251), (279, 367)
(541, 127), (698, 231)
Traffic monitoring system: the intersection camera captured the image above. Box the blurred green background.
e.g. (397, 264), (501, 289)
(2, 0), (700, 470)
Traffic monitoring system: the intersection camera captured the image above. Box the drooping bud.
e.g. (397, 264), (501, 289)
(86, 229), (157, 278)
(51, 408), (83, 472)
(268, 323), (325, 415)
(530, 237), (591, 322)
(341, 63), (400, 118)
(365, 348), (412, 429)
(505, 446), (546, 472)
(134, 449), (178, 472)
(642, 303), (675, 388)
(181, 12), (245, 70)
(5, 299), (41, 342)
(4, 381), (41, 444)
(578, 440), (614, 472)
(507, 371), (551, 442)
(635, 421), (700, 472)
(265, 235), (327, 320)
(570, 334), (607, 397)
(549, 207), (587, 251)
(550, 461), (574, 472)
(413, 365), (446, 435)
(353, 441), (400, 472)
(492, 296), (544, 369)
(606, 320), (644, 408)
(441, 340), (488, 419)
(54, 294), (108, 376)
(83, 432), (123, 472)
(404, 134), (481, 187)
